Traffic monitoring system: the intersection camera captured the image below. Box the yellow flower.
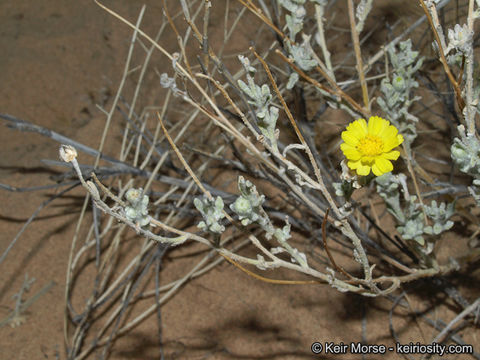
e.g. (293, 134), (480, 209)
(341, 116), (404, 176)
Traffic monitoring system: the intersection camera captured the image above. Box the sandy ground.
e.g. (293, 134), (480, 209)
(0, 1), (479, 360)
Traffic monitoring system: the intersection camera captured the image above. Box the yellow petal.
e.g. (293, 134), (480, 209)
(383, 133), (404, 152)
(347, 160), (360, 169)
(356, 163), (371, 176)
(368, 116), (388, 136)
(340, 142), (354, 151)
(380, 124), (398, 140)
(372, 164), (382, 176)
(342, 130), (359, 146)
(360, 155), (375, 164)
(382, 150), (400, 160)
(341, 143), (361, 160)
(344, 149), (361, 160)
(374, 157), (393, 175)
(397, 134), (404, 144)
(347, 118), (368, 138)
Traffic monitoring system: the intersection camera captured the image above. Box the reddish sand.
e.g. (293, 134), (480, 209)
(1, 1), (479, 359)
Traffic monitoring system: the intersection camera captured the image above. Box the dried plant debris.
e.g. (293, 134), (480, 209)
(0, 275), (55, 328)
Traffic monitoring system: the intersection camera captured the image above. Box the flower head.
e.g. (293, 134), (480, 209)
(59, 144), (77, 163)
(341, 116), (404, 176)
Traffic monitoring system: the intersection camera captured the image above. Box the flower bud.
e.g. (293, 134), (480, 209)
(59, 145), (77, 162)
(392, 75), (406, 92)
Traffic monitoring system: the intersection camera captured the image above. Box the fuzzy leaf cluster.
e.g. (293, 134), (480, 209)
(396, 198), (425, 244)
(277, 0), (318, 88)
(288, 40), (318, 72)
(278, 0), (306, 39)
(230, 176), (268, 228)
(237, 55), (279, 150)
(445, 23), (474, 67)
(423, 201), (455, 236)
(160, 73), (178, 92)
(451, 125), (480, 206)
(273, 221), (292, 244)
(376, 173), (455, 254)
(274, 220), (308, 267)
(451, 125), (480, 176)
(355, 0), (373, 33)
(230, 176), (308, 267)
(446, 24), (473, 55)
(124, 188), (150, 227)
(193, 196), (226, 234)
(377, 40), (423, 147)
(469, 179), (480, 206)
(375, 173), (405, 223)
(285, 38), (317, 89)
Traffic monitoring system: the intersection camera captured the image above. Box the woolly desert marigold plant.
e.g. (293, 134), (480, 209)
(341, 116), (404, 176)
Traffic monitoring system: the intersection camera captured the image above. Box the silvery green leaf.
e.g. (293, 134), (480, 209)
(468, 184), (480, 206)
(255, 254), (268, 270)
(138, 217), (150, 227)
(286, 14), (304, 38)
(231, 176), (270, 231)
(238, 55), (256, 73)
(193, 197), (203, 212)
(445, 220), (454, 230)
(214, 196), (224, 211)
(392, 74), (406, 92)
(451, 125), (480, 176)
(256, 109), (267, 119)
(278, 0), (305, 13)
(376, 173), (405, 223)
(424, 226), (433, 235)
(266, 106), (279, 125)
(377, 40), (423, 148)
(241, 218), (251, 226)
(231, 197), (252, 217)
(237, 55), (279, 150)
(141, 194), (149, 208)
(433, 223), (443, 235)
(270, 247), (286, 255)
(197, 221), (206, 230)
(210, 223), (224, 234)
(274, 221), (291, 242)
(124, 188), (151, 227)
(286, 72), (299, 89)
(447, 23), (473, 54)
(355, 0), (373, 33)
(261, 84), (271, 100)
(398, 218), (424, 242)
(237, 79), (254, 99)
(159, 73), (178, 93)
(125, 207), (137, 222)
(422, 200), (455, 237)
(194, 196), (226, 234)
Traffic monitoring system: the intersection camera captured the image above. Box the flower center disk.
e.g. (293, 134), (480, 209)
(357, 135), (384, 157)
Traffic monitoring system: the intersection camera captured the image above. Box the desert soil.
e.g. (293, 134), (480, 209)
(0, 1), (479, 360)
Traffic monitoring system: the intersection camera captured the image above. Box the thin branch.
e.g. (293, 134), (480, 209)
(419, 0), (465, 112)
(347, 0), (369, 111)
(431, 297), (480, 344)
(322, 209), (354, 280)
